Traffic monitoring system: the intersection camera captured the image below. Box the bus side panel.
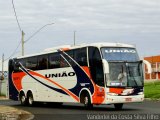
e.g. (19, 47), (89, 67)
(8, 60), (19, 100)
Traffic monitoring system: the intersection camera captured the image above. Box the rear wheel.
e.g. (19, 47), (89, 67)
(27, 92), (34, 106)
(114, 103), (123, 110)
(19, 93), (26, 105)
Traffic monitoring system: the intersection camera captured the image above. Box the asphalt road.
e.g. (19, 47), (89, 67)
(0, 100), (160, 120)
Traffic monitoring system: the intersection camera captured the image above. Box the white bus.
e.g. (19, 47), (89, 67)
(8, 42), (151, 109)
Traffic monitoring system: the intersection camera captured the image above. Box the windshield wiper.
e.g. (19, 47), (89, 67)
(127, 65), (138, 86)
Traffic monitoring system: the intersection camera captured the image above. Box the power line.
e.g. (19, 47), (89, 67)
(9, 1), (54, 59)
(5, 22), (54, 60)
(4, 41), (21, 61)
(25, 23), (54, 43)
(5, 0), (23, 61)
(12, 0), (22, 32)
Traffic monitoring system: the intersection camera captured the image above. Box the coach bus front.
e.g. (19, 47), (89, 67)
(100, 47), (150, 109)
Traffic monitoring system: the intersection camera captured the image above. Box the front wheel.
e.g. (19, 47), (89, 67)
(114, 103), (123, 110)
(84, 93), (93, 109)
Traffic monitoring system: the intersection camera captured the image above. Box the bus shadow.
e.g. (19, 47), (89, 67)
(15, 102), (142, 112)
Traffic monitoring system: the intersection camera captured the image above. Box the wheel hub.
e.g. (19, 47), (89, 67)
(84, 96), (88, 105)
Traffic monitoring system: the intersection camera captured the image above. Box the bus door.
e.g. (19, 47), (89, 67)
(88, 47), (104, 87)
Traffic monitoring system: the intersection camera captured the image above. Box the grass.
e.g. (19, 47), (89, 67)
(144, 81), (160, 100)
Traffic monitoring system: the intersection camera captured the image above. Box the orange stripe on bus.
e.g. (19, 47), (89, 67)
(81, 66), (91, 79)
(30, 71), (79, 102)
(60, 48), (70, 51)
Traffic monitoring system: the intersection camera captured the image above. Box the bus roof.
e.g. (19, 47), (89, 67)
(15, 42), (136, 59)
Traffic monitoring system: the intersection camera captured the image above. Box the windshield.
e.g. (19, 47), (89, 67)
(107, 62), (144, 87)
(101, 47), (143, 87)
(101, 47), (140, 61)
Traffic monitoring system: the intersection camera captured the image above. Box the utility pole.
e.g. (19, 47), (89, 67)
(74, 31), (76, 46)
(21, 31), (25, 56)
(0, 54), (3, 95)
(23, 23), (54, 56)
(1, 54), (4, 80)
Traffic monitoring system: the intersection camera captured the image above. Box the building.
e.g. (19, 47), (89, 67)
(0, 60), (8, 80)
(144, 55), (160, 80)
(0, 60), (8, 96)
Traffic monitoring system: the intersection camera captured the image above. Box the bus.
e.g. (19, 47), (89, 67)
(8, 42), (151, 109)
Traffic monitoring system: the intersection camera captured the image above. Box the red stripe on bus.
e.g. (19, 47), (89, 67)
(81, 66), (105, 104)
(110, 88), (125, 94)
(12, 72), (26, 91)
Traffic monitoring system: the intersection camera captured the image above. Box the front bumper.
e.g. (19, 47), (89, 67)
(104, 94), (144, 104)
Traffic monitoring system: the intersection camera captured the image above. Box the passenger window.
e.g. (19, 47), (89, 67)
(65, 50), (74, 64)
(26, 57), (38, 70)
(38, 55), (48, 70)
(74, 48), (87, 66)
(49, 53), (70, 69)
(60, 56), (70, 68)
(49, 53), (60, 69)
(19, 59), (26, 67)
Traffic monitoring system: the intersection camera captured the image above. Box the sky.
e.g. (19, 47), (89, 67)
(1, 0), (160, 61)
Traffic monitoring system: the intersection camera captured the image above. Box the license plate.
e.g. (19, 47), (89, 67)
(125, 98), (132, 102)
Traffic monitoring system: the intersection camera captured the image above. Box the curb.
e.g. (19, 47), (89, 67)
(145, 98), (160, 102)
(144, 80), (160, 83)
(0, 105), (34, 120)
(0, 97), (34, 119)
(0, 97), (8, 100)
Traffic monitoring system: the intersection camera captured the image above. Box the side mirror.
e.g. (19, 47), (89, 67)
(102, 59), (109, 73)
(143, 60), (152, 74)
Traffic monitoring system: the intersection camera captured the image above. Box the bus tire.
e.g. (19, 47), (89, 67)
(27, 92), (34, 106)
(114, 103), (123, 110)
(19, 92), (26, 106)
(83, 93), (93, 109)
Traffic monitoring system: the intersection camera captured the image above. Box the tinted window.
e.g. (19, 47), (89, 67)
(13, 59), (20, 72)
(26, 57), (38, 70)
(88, 47), (104, 86)
(18, 59), (26, 67)
(49, 53), (60, 69)
(38, 55), (48, 70)
(49, 53), (69, 69)
(74, 48), (87, 66)
(13, 59), (26, 72)
(89, 47), (101, 62)
(66, 50), (74, 64)
(60, 56), (70, 68)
